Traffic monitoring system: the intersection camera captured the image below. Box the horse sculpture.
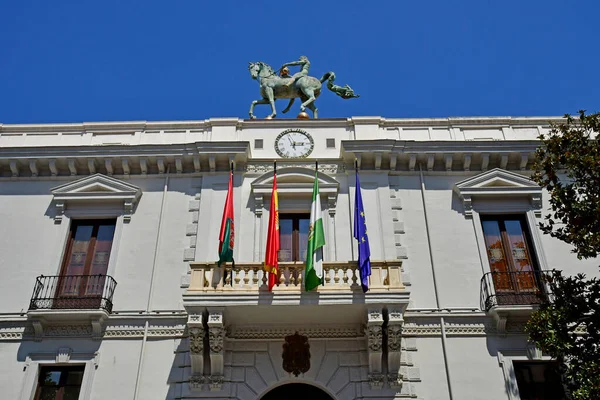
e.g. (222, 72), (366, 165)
(248, 61), (359, 119)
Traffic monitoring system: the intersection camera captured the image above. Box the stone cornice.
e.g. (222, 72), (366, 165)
(0, 115), (565, 133)
(0, 314), (187, 341)
(0, 142), (250, 177)
(0, 310), (542, 341)
(343, 139), (541, 154)
(227, 324), (364, 340)
(0, 142), (249, 159)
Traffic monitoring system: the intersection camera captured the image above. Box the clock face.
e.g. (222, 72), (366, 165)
(275, 129), (314, 158)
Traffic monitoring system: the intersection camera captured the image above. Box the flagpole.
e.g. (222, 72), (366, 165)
(267, 160), (278, 291)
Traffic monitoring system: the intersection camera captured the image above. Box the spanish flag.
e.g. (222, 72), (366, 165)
(217, 164), (235, 267)
(264, 164), (279, 291)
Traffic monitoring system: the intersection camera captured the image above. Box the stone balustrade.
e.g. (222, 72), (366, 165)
(186, 261), (404, 293)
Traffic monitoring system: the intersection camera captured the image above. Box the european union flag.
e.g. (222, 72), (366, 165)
(353, 170), (371, 293)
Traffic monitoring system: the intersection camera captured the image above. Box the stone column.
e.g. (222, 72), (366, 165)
(187, 313), (205, 389)
(366, 308), (384, 389)
(207, 308), (225, 391)
(387, 308), (404, 390)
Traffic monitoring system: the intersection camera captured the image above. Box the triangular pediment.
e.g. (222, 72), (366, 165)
(455, 168), (540, 193)
(454, 168), (542, 217)
(51, 174), (142, 201)
(252, 167), (339, 196)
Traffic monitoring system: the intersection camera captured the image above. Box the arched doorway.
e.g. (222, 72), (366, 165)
(260, 383), (335, 400)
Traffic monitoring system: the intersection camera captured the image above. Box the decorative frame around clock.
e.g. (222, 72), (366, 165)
(274, 128), (315, 159)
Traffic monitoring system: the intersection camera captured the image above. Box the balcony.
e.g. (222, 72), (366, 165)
(29, 274), (117, 313)
(183, 260), (409, 307)
(28, 275), (117, 340)
(182, 260), (410, 344)
(480, 270), (550, 333)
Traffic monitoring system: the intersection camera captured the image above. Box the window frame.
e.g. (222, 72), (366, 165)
(34, 365), (86, 400)
(473, 210), (549, 277)
(512, 361), (565, 400)
(480, 214), (541, 275)
(278, 213), (310, 262)
(20, 348), (98, 400)
(453, 168), (549, 277)
(497, 349), (558, 400)
(59, 219), (117, 278)
(51, 213), (124, 280)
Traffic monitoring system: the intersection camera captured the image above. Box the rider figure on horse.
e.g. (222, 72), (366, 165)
(280, 56), (310, 87)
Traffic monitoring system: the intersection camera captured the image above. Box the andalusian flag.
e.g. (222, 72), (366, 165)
(218, 166), (234, 267)
(264, 166), (280, 291)
(305, 166), (326, 291)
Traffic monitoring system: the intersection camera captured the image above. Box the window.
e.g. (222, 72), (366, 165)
(55, 219), (116, 308)
(34, 365), (85, 400)
(481, 215), (543, 305)
(61, 219), (116, 278)
(513, 362), (565, 400)
(279, 214), (309, 262)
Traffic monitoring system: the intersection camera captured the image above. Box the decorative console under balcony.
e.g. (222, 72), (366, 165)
(27, 274), (117, 341)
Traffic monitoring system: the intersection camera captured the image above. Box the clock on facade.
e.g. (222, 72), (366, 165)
(274, 129), (314, 158)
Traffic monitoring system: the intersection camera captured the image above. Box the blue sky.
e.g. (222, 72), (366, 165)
(1, 0), (599, 123)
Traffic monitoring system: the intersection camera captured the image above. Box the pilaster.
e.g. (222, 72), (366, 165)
(387, 308), (404, 390)
(187, 313), (204, 381)
(366, 308), (384, 389)
(207, 308), (225, 391)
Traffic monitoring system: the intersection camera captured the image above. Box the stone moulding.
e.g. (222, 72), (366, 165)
(454, 168), (543, 217)
(0, 319), (187, 341)
(246, 162), (344, 174)
(227, 325), (364, 340)
(50, 173), (142, 222)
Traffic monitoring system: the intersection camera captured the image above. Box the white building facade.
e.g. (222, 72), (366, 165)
(0, 116), (594, 400)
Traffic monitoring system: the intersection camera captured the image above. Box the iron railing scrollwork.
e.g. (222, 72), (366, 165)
(29, 274), (117, 313)
(480, 270), (550, 311)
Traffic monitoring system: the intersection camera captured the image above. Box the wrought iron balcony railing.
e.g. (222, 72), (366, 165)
(29, 274), (117, 313)
(480, 270), (550, 312)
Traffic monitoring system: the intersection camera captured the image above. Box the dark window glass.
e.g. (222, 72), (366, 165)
(481, 215), (540, 297)
(35, 366), (85, 400)
(513, 361), (565, 400)
(279, 214), (310, 262)
(58, 220), (116, 301)
(60, 219), (116, 279)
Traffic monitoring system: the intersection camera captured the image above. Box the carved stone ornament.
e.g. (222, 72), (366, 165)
(388, 311), (403, 322)
(189, 327), (204, 354)
(368, 373), (384, 389)
(388, 325), (403, 352)
(209, 312), (222, 323)
(189, 374), (206, 389)
(246, 162), (343, 174)
(369, 310), (382, 321)
(367, 325), (383, 352)
(282, 332), (311, 377)
(209, 327), (224, 353)
(388, 373), (403, 389)
(209, 374), (224, 391)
